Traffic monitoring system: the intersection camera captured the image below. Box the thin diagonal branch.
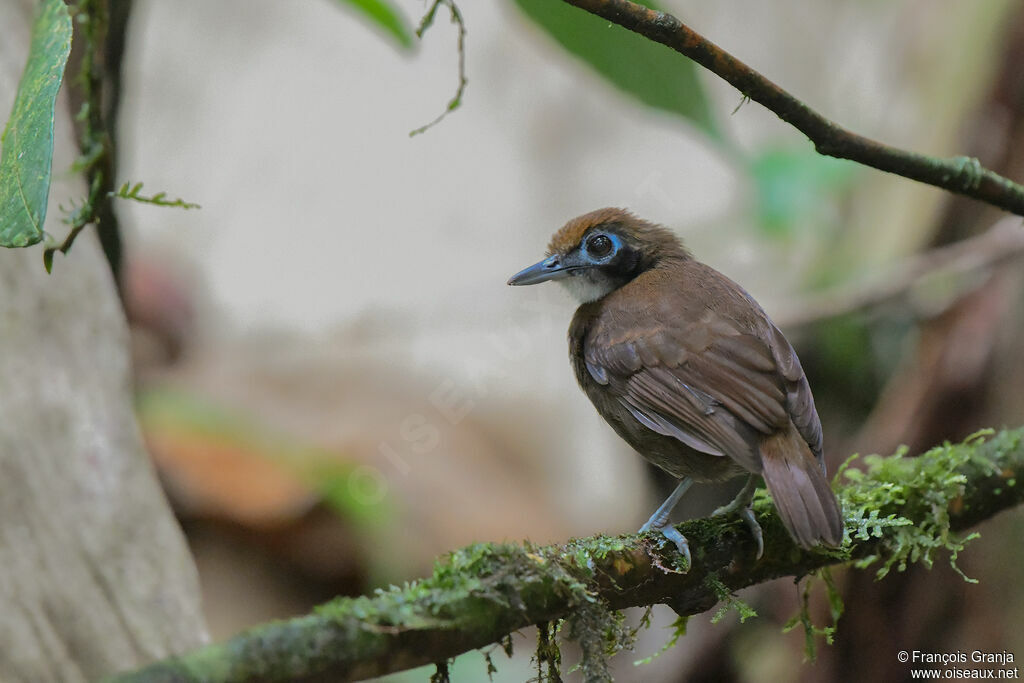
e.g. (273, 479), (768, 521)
(560, 0), (1024, 217)
(776, 217), (1024, 327)
(107, 427), (1024, 683)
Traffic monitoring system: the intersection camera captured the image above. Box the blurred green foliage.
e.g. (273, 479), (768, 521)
(137, 388), (390, 526)
(749, 147), (857, 239)
(812, 316), (885, 416)
(330, 0), (414, 49)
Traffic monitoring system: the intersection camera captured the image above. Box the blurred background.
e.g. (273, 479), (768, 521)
(111, 0), (1024, 680)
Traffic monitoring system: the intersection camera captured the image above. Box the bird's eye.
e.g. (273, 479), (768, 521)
(586, 234), (613, 258)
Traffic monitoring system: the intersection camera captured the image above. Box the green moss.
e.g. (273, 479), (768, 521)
(312, 540), (614, 679)
(535, 621), (563, 683)
(558, 534), (631, 583)
(773, 429), (1022, 664)
(706, 574), (757, 624)
(783, 573), (838, 662)
(634, 615), (688, 667)
(562, 602), (619, 682)
(836, 430), (1003, 580)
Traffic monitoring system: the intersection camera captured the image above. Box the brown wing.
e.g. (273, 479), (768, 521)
(583, 306), (814, 474)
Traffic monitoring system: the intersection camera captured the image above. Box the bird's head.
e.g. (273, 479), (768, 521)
(507, 208), (690, 303)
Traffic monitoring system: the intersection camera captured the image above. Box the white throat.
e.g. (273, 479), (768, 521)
(558, 273), (616, 304)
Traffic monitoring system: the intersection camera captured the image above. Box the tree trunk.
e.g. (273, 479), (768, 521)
(0, 1), (208, 680)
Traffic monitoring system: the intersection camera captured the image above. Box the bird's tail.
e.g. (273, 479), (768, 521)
(760, 427), (844, 548)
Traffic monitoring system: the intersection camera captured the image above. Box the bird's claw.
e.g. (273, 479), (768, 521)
(712, 500), (763, 559)
(738, 507), (764, 559)
(711, 476), (763, 558)
(639, 478), (694, 569)
(659, 525), (691, 568)
(641, 524), (691, 570)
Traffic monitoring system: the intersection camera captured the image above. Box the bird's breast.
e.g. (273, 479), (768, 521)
(568, 306), (744, 483)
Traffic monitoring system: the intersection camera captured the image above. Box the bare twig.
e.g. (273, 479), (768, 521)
(410, 0), (467, 137)
(777, 217), (1024, 327)
(559, 0), (1024, 217)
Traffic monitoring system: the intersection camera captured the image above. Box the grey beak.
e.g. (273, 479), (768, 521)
(507, 255), (573, 286)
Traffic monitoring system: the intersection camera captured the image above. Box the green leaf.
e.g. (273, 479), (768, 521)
(0, 0), (72, 248)
(331, 0), (414, 50)
(513, 0), (719, 139)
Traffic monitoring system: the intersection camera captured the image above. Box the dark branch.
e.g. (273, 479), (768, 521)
(107, 427), (1024, 683)
(560, 0), (1024, 217)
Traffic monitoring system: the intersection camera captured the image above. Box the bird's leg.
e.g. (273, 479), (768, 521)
(712, 475), (763, 558)
(639, 478), (693, 566)
(712, 475), (758, 516)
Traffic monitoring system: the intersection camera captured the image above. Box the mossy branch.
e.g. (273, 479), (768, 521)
(107, 427), (1024, 683)
(559, 0), (1024, 217)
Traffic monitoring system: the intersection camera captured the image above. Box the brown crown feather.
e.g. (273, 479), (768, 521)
(546, 208), (690, 261)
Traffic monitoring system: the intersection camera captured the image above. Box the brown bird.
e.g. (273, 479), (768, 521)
(508, 208), (843, 563)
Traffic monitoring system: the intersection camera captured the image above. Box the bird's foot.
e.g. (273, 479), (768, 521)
(711, 497), (743, 518)
(738, 507), (764, 559)
(641, 524), (690, 569)
(640, 517), (691, 568)
(639, 478), (694, 569)
(712, 477), (763, 558)
(710, 503), (763, 559)
(658, 525), (691, 568)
